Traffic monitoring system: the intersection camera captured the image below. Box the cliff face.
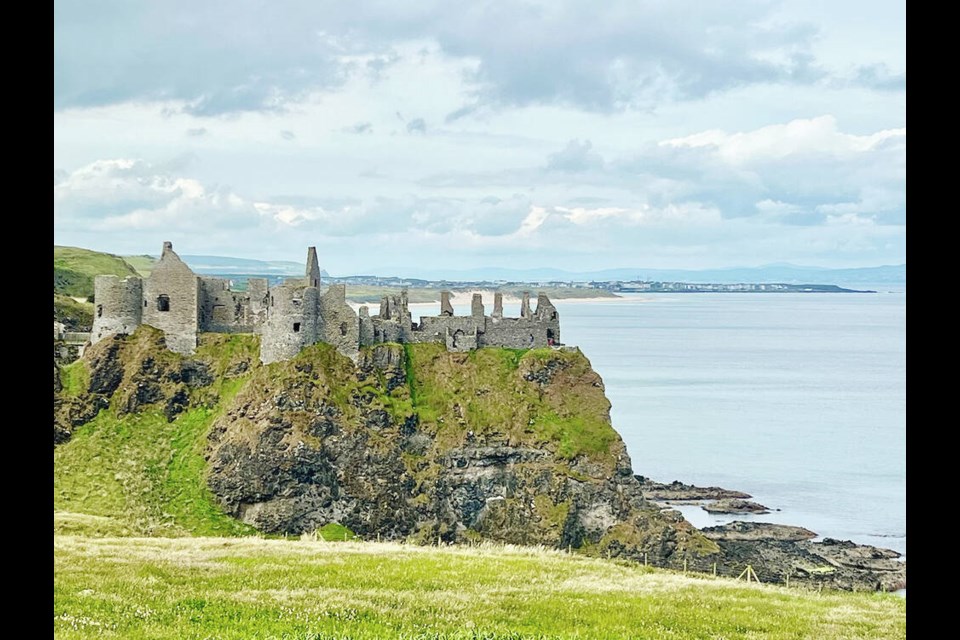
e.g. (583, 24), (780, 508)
(204, 342), (704, 560)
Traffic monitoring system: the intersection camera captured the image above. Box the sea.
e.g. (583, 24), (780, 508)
(412, 288), (906, 559)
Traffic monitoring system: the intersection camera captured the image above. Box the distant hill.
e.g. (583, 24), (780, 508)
(53, 246), (140, 299)
(121, 253), (314, 278)
(412, 264), (907, 285)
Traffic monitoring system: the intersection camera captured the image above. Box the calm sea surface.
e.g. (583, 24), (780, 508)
(414, 291), (906, 557)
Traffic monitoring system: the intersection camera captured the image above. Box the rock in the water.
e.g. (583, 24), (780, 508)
(702, 521), (817, 542)
(703, 498), (771, 514)
(637, 477), (751, 501)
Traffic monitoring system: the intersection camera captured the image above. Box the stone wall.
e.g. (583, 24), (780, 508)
(318, 284), (359, 360)
(199, 277), (266, 334)
(91, 275), (143, 345)
(142, 242), (200, 355)
(369, 293), (413, 344)
(358, 306), (374, 347)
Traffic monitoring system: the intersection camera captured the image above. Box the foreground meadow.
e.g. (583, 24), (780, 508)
(54, 531), (905, 640)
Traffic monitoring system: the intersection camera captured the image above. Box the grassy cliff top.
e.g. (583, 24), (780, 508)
(54, 245), (140, 298)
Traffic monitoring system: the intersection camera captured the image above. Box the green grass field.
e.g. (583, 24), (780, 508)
(53, 535), (905, 639)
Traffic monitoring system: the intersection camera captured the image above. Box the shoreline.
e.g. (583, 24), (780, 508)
(347, 289), (629, 310)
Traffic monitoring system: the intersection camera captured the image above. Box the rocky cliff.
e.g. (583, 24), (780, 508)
(54, 327), (905, 590)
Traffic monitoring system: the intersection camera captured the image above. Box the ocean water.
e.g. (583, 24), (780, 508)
(411, 291), (906, 557)
(558, 292), (906, 557)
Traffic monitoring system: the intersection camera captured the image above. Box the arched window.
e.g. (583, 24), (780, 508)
(339, 322), (348, 336)
(157, 295), (170, 312)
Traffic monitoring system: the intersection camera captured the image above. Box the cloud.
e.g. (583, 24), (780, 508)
(54, 159), (261, 233)
(420, 116), (905, 230)
(186, 127), (208, 137)
(406, 118), (426, 134)
(55, 1), (899, 117)
(851, 63), (906, 92)
(280, 130), (296, 140)
(545, 139), (604, 173)
(53, 148), (904, 272)
(54, 1), (351, 115)
(343, 121), (373, 134)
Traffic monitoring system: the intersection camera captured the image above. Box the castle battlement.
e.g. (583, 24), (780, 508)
(92, 242), (561, 363)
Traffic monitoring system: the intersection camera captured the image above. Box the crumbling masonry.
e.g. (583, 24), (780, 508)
(92, 242), (561, 363)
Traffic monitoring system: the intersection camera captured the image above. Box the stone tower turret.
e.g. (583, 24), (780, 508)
(305, 246), (321, 289)
(91, 275), (143, 344)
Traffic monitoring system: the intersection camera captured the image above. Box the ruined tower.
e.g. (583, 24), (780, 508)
(142, 242), (200, 354)
(91, 275), (143, 345)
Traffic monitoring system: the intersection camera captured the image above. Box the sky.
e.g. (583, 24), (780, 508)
(53, 0), (905, 278)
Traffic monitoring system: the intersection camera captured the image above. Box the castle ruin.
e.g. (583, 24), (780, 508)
(92, 242), (561, 363)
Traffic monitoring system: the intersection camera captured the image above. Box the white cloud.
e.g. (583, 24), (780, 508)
(661, 115), (905, 164)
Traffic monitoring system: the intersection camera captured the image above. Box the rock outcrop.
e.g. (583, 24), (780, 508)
(204, 342), (711, 562)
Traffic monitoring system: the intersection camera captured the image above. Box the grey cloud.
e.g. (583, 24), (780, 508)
(280, 130), (296, 140)
(54, 0), (350, 115)
(54, 0), (857, 116)
(406, 118), (426, 134)
(343, 122), (373, 134)
(444, 104), (480, 123)
(365, 51), (401, 80)
(546, 139), (604, 173)
(186, 127), (208, 137)
(852, 64), (906, 92)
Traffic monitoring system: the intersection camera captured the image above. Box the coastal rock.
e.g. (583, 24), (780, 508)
(702, 521), (817, 542)
(637, 477), (751, 501)
(703, 498), (771, 514)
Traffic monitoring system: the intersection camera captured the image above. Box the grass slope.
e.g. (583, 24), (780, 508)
(54, 246), (140, 298)
(54, 335), (258, 537)
(54, 293), (94, 331)
(121, 254), (157, 278)
(54, 537), (906, 639)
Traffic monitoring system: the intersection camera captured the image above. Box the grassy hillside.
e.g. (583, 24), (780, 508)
(121, 254), (157, 278)
(54, 536), (905, 639)
(54, 293), (94, 331)
(54, 332), (262, 537)
(54, 246), (140, 298)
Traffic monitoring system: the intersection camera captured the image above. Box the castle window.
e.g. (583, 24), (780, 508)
(157, 295), (170, 312)
(96, 305), (103, 318)
(293, 322), (301, 333)
(339, 322), (348, 336)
